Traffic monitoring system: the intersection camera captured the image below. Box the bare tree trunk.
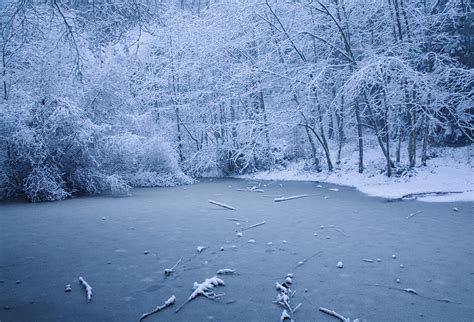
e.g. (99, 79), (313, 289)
(175, 107), (184, 163)
(421, 114), (429, 166)
(304, 126), (321, 171)
(299, 123), (333, 172)
(384, 103), (392, 177)
(396, 107), (402, 163)
(315, 92), (333, 171)
(336, 95), (344, 165)
(408, 109), (417, 168)
(2, 46), (7, 100)
(258, 90), (272, 163)
(355, 100), (364, 173)
(363, 91), (394, 174)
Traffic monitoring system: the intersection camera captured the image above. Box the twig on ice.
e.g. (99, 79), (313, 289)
(406, 210), (423, 219)
(320, 225), (346, 236)
(280, 309), (292, 321)
(216, 269), (238, 275)
(175, 276), (225, 312)
(274, 279), (301, 320)
(247, 186), (264, 193)
(274, 195), (309, 202)
(295, 251), (322, 267)
(319, 307), (349, 321)
(139, 295), (176, 321)
(320, 225), (335, 229)
(79, 277), (92, 302)
(208, 200), (236, 210)
(370, 284), (458, 304)
(362, 259), (374, 263)
(196, 246), (207, 254)
(241, 221), (266, 231)
(226, 218), (247, 222)
(165, 257), (182, 276)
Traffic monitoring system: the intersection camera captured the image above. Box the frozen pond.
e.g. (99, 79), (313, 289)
(1, 179), (473, 321)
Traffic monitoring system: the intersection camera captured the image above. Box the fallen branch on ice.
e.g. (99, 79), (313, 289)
(164, 257), (182, 276)
(406, 210), (423, 219)
(241, 221), (266, 231)
(208, 200), (236, 210)
(226, 218), (247, 222)
(196, 246), (207, 253)
(280, 309), (292, 321)
(175, 276), (225, 312)
(274, 195), (309, 202)
(139, 295), (176, 321)
(216, 269), (237, 275)
(274, 274), (301, 321)
(79, 277), (92, 303)
(320, 225), (346, 236)
(247, 186), (265, 193)
(296, 251), (322, 267)
(369, 284), (458, 304)
(319, 307), (350, 322)
(390, 191), (463, 201)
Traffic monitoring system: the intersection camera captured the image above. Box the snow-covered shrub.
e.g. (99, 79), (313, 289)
(102, 133), (192, 187)
(2, 97), (106, 201)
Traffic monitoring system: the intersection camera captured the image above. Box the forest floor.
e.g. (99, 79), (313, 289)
(1, 179), (473, 321)
(243, 145), (473, 202)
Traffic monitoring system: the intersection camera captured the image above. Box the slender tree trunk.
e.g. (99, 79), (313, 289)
(384, 103), (392, 177)
(408, 109), (417, 168)
(421, 114), (429, 166)
(304, 126), (320, 171)
(355, 100), (364, 173)
(336, 95), (344, 165)
(315, 92), (333, 171)
(175, 107), (184, 163)
(363, 91), (395, 172)
(2, 47), (7, 100)
(258, 90), (272, 163)
(300, 123), (333, 172)
(396, 107), (402, 163)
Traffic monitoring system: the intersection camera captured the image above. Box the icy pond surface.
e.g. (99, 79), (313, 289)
(1, 179), (473, 321)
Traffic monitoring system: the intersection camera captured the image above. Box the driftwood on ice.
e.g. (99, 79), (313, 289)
(319, 307), (352, 322)
(274, 195), (309, 202)
(175, 276), (225, 312)
(208, 200), (236, 210)
(241, 221), (266, 231)
(164, 257), (182, 276)
(139, 295), (176, 321)
(406, 210), (423, 219)
(79, 277), (92, 303)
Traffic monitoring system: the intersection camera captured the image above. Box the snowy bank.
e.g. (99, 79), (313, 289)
(240, 146), (473, 203)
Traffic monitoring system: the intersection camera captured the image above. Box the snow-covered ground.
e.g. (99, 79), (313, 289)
(241, 145), (473, 202)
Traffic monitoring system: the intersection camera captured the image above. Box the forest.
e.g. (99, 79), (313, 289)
(0, 0), (472, 201)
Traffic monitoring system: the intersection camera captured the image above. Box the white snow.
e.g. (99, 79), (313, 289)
(241, 146), (473, 202)
(79, 277), (92, 302)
